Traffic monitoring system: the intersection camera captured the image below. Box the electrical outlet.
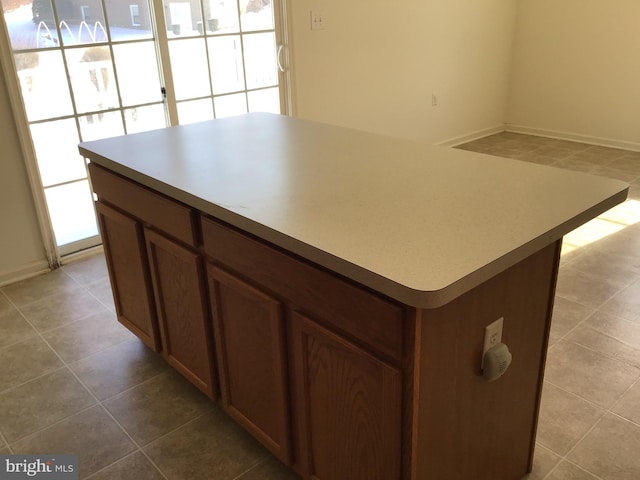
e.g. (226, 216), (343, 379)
(310, 11), (326, 30)
(482, 317), (504, 368)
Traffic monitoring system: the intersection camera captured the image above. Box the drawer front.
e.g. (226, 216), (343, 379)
(201, 216), (404, 364)
(89, 163), (197, 246)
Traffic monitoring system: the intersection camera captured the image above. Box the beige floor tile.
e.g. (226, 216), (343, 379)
(559, 244), (585, 267)
(549, 297), (594, 345)
(0, 293), (15, 316)
(0, 309), (37, 348)
(536, 382), (604, 455)
(611, 380), (640, 425)
(42, 310), (133, 363)
(85, 451), (165, 480)
(546, 139), (592, 151)
(587, 222), (640, 258)
(1, 270), (79, 307)
(0, 336), (64, 393)
(11, 405), (136, 479)
(555, 266), (631, 309)
(18, 291), (107, 333)
(569, 413), (640, 480)
(61, 254), (109, 285)
(237, 456), (299, 480)
(456, 141), (494, 153)
(567, 324), (640, 368)
(544, 340), (640, 408)
(70, 338), (168, 401)
(144, 408), (267, 480)
(523, 444), (561, 480)
(606, 153), (640, 174)
(0, 368), (96, 443)
(582, 310), (640, 348)
(570, 146), (626, 164)
(85, 278), (116, 311)
(568, 248), (640, 285)
(589, 166), (640, 183)
(599, 278), (640, 324)
(538, 148), (588, 163)
(546, 461), (600, 480)
(103, 370), (212, 446)
(509, 151), (559, 165)
(484, 145), (530, 158)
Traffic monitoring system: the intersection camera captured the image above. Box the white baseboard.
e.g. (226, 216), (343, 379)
(0, 260), (51, 287)
(505, 124), (640, 152)
(436, 124), (506, 147)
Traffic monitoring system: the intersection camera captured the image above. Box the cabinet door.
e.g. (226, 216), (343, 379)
(95, 201), (160, 351)
(207, 265), (292, 465)
(292, 312), (402, 480)
(145, 228), (217, 399)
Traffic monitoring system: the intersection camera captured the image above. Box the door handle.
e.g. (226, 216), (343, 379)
(277, 45), (285, 73)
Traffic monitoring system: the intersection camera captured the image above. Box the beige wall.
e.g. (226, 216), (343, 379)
(288, 0), (518, 144)
(508, 0), (640, 149)
(0, 57), (47, 283)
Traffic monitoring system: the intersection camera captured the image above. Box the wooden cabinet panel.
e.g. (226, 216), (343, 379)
(208, 265), (292, 464)
(95, 201), (160, 351)
(201, 216), (404, 364)
(414, 241), (561, 480)
(145, 228), (217, 399)
(292, 311), (402, 480)
(89, 163), (197, 246)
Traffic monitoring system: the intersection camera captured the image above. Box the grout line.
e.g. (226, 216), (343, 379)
(542, 457), (606, 480)
(542, 379), (609, 414)
(230, 455), (271, 480)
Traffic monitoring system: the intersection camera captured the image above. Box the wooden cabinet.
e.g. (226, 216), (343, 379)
(95, 201), (160, 351)
(207, 265), (291, 464)
(90, 163), (217, 399)
(201, 216), (404, 480)
(89, 160), (562, 480)
(291, 311), (402, 480)
(146, 229), (217, 399)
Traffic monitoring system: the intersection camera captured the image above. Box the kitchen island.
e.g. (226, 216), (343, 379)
(80, 113), (628, 480)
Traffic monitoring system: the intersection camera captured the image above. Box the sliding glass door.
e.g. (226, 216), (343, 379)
(1, 0), (288, 258)
(162, 0), (282, 123)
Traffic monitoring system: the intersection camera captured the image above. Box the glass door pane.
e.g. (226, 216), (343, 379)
(2, 0), (167, 254)
(163, 0), (282, 122)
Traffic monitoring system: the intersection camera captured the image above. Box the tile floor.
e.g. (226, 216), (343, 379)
(0, 131), (639, 479)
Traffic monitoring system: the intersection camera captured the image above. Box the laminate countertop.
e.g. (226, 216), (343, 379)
(79, 113), (628, 308)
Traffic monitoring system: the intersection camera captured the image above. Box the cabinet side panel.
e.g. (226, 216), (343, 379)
(95, 201), (160, 351)
(293, 311), (402, 480)
(145, 228), (217, 398)
(208, 265), (292, 464)
(415, 241), (560, 480)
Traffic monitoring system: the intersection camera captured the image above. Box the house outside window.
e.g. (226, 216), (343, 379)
(80, 5), (91, 22)
(130, 4), (141, 26)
